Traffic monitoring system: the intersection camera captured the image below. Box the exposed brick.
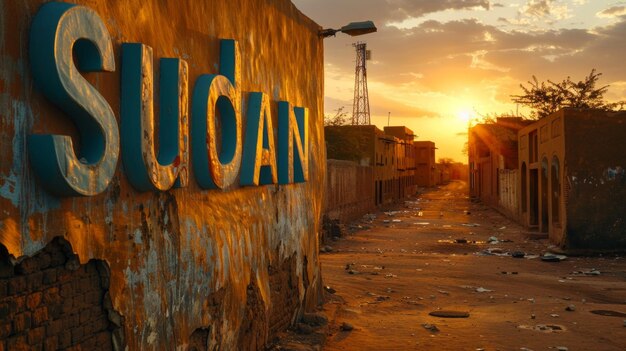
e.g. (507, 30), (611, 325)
(0, 280), (8, 299)
(8, 276), (26, 295)
(43, 336), (58, 351)
(42, 287), (60, 305)
(46, 319), (63, 337)
(26, 271), (44, 291)
(59, 282), (73, 298)
(79, 308), (91, 324)
(42, 268), (57, 285)
(6, 334), (28, 351)
(62, 297), (74, 314)
(28, 326), (46, 344)
(68, 313), (80, 329)
(0, 302), (9, 319)
(27, 291), (43, 310)
(48, 303), (62, 320)
(13, 311), (32, 332)
(94, 315), (110, 332)
(57, 268), (71, 283)
(32, 306), (48, 326)
(58, 329), (71, 349)
(80, 277), (94, 293)
(96, 330), (112, 349)
(71, 325), (84, 344)
(85, 290), (102, 305)
(15, 257), (39, 275)
(73, 293), (84, 310)
(0, 322), (12, 339)
(49, 251), (66, 267)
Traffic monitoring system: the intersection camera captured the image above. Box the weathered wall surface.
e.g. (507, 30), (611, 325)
(0, 0), (324, 349)
(564, 110), (626, 250)
(498, 169), (519, 220)
(324, 160), (374, 223)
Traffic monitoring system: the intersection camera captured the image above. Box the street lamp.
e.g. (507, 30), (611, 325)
(319, 21), (377, 38)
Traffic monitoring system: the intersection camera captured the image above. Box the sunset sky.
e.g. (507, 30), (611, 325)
(292, 0), (626, 162)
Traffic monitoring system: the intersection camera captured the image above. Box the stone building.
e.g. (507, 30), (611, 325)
(518, 109), (626, 250)
(468, 117), (531, 217)
(0, 1), (324, 349)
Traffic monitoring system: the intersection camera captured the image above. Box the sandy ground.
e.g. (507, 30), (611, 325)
(320, 181), (626, 351)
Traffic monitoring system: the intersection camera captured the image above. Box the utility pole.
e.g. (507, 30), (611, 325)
(352, 42), (371, 125)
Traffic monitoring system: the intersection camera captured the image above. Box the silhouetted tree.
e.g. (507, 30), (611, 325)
(324, 106), (349, 126)
(511, 69), (625, 119)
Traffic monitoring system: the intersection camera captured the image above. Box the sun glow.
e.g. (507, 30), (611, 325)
(458, 110), (471, 123)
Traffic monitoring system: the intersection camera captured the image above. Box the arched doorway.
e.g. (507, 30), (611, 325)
(541, 157), (549, 233)
(551, 156), (560, 225)
(521, 162), (527, 217)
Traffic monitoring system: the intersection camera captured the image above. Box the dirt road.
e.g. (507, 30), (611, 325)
(320, 181), (626, 351)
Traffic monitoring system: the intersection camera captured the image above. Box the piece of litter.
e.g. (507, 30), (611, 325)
(428, 310), (469, 318)
(476, 287), (492, 293)
(421, 323), (439, 332)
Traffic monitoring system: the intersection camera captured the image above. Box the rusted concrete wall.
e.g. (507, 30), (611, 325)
(0, 0), (324, 349)
(324, 160), (374, 223)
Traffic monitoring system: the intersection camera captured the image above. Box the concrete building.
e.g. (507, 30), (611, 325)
(324, 125), (417, 221)
(414, 141), (436, 187)
(468, 117), (531, 217)
(384, 126), (418, 200)
(518, 109), (626, 250)
(0, 1), (325, 349)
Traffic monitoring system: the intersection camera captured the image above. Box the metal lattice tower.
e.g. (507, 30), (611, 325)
(352, 42), (371, 125)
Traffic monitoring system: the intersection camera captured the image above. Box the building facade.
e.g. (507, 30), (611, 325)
(414, 141), (437, 187)
(324, 125), (417, 220)
(468, 117), (531, 217)
(518, 109), (626, 250)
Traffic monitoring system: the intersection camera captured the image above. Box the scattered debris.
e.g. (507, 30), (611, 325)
(572, 269), (601, 276)
(551, 314), (560, 318)
(556, 347), (569, 351)
(518, 324), (565, 333)
(340, 322), (354, 331)
(541, 253), (567, 262)
(462, 223), (480, 227)
(348, 270), (359, 275)
(501, 271), (519, 275)
(392, 219), (402, 223)
(421, 323), (439, 333)
(428, 310), (470, 318)
(320, 245), (333, 253)
(385, 273), (397, 278)
(455, 238), (468, 244)
(437, 290), (450, 295)
(324, 286), (336, 294)
(590, 310), (626, 318)
(531, 314), (536, 319)
(487, 236), (499, 243)
(414, 222), (430, 225)
(476, 287), (493, 293)
(565, 305), (576, 312)
(511, 251), (525, 258)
